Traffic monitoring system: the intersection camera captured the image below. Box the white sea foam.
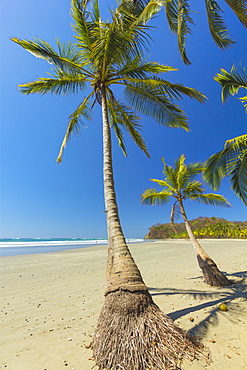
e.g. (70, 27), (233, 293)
(0, 239), (108, 248)
(0, 238), (143, 248)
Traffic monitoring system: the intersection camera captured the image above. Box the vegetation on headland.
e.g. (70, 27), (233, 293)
(145, 216), (247, 239)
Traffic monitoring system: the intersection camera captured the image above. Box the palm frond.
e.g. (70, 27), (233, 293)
(189, 193), (231, 207)
(225, 135), (247, 150)
(182, 180), (204, 197)
(180, 161), (204, 187)
(162, 158), (180, 188)
(141, 188), (172, 205)
(177, 0), (193, 65)
(91, 11), (143, 70)
(228, 149), (247, 205)
(18, 73), (88, 96)
(165, 0), (179, 33)
(107, 97), (149, 157)
(11, 37), (87, 75)
(124, 82), (190, 130)
(163, 155), (203, 191)
(224, 0), (247, 27)
(112, 58), (177, 81)
(240, 95), (247, 111)
(203, 135), (247, 189)
(205, 0), (234, 48)
(91, 0), (100, 22)
(124, 76), (207, 102)
(150, 178), (175, 192)
(57, 94), (93, 163)
(71, 0), (104, 65)
(132, 0), (164, 25)
(214, 65), (247, 110)
(203, 150), (228, 189)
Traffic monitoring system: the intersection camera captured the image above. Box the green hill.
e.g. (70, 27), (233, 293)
(145, 217), (247, 239)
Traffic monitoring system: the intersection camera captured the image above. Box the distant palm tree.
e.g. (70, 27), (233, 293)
(130, 0), (247, 64)
(141, 155), (232, 286)
(204, 66), (247, 205)
(12, 1), (207, 368)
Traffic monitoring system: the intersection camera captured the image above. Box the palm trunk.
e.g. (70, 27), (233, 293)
(92, 88), (207, 370)
(178, 199), (232, 287)
(102, 88), (147, 293)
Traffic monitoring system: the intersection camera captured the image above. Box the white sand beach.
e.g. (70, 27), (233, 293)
(0, 239), (246, 370)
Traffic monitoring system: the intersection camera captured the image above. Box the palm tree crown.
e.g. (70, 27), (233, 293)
(12, 0), (205, 163)
(141, 154), (230, 214)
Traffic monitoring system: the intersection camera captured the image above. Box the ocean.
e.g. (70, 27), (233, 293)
(0, 238), (144, 257)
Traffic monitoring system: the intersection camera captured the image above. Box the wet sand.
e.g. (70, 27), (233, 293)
(0, 239), (246, 369)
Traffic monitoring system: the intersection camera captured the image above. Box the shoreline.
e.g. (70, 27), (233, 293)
(1, 240), (246, 369)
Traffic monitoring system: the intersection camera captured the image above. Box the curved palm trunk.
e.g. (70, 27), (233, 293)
(102, 89), (147, 293)
(178, 199), (232, 287)
(92, 88), (207, 369)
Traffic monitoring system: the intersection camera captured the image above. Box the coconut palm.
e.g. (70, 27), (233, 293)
(130, 0), (247, 64)
(204, 66), (247, 205)
(141, 155), (232, 286)
(12, 0), (207, 368)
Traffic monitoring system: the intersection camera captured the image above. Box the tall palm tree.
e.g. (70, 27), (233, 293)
(204, 66), (247, 205)
(130, 0), (247, 64)
(141, 155), (232, 286)
(12, 0), (207, 368)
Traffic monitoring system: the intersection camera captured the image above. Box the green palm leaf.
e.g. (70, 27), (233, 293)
(132, 0), (164, 24)
(182, 181), (204, 197)
(189, 193), (231, 207)
(11, 37), (88, 76)
(125, 77), (207, 102)
(214, 65), (247, 111)
(108, 98), (149, 157)
(57, 94), (93, 163)
(204, 135), (247, 191)
(229, 150), (247, 204)
(224, 0), (247, 27)
(165, 0), (179, 33)
(112, 58), (177, 81)
(18, 73), (88, 96)
(205, 0), (234, 48)
(150, 178), (175, 193)
(124, 81), (190, 129)
(177, 0), (193, 65)
(71, 0), (96, 61)
(141, 188), (172, 205)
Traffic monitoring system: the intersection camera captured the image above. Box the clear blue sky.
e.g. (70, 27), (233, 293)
(0, 1), (246, 239)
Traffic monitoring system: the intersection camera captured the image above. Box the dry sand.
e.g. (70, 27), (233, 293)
(0, 239), (246, 370)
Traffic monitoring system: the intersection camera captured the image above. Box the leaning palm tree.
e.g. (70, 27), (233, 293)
(141, 155), (232, 287)
(12, 0), (208, 368)
(204, 66), (247, 205)
(130, 0), (247, 64)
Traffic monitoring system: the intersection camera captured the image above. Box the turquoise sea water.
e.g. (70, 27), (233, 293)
(0, 238), (144, 257)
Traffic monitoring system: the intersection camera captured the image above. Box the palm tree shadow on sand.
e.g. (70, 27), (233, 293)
(149, 270), (247, 337)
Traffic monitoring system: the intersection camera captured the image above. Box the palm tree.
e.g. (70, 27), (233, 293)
(130, 0), (247, 64)
(204, 66), (247, 205)
(141, 155), (232, 286)
(12, 1), (207, 368)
